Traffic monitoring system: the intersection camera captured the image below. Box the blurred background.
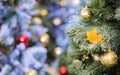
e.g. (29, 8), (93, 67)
(0, 0), (85, 75)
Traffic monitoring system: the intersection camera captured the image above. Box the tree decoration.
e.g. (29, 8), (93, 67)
(17, 34), (29, 46)
(80, 5), (91, 21)
(40, 33), (50, 47)
(54, 47), (62, 57)
(92, 54), (100, 61)
(59, 66), (68, 75)
(25, 69), (38, 75)
(40, 9), (48, 16)
(59, 0), (67, 7)
(86, 28), (104, 43)
(33, 17), (43, 25)
(53, 18), (62, 26)
(100, 48), (118, 67)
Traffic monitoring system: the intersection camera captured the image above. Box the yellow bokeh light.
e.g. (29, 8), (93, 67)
(40, 9), (48, 16)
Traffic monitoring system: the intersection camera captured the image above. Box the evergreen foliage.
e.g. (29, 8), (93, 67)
(66, 0), (120, 75)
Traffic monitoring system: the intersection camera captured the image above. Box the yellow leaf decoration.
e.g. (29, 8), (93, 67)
(86, 29), (104, 43)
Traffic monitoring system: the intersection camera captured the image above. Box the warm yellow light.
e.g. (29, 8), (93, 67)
(33, 17), (42, 25)
(40, 9), (48, 16)
(71, 0), (80, 7)
(53, 18), (62, 26)
(59, 0), (67, 7)
(25, 69), (38, 75)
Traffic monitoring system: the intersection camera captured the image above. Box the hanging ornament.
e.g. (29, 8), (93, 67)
(40, 33), (50, 47)
(59, 66), (68, 75)
(36, 0), (43, 3)
(40, 9), (48, 16)
(54, 47), (62, 57)
(53, 18), (62, 26)
(17, 34), (29, 46)
(80, 5), (91, 21)
(25, 69), (38, 75)
(92, 54), (100, 61)
(33, 17), (42, 25)
(100, 49), (118, 67)
(59, 0), (67, 7)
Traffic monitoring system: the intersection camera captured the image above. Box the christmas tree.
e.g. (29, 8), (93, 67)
(66, 0), (120, 75)
(0, 0), (50, 75)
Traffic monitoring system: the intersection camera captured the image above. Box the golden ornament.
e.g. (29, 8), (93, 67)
(40, 9), (48, 16)
(93, 54), (100, 61)
(100, 49), (118, 67)
(25, 69), (38, 75)
(33, 17), (42, 25)
(80, 5), (91, 21)
(54, 47), (62, 57)
(40, 33), (50, 47)
(53, 18), (62, 26)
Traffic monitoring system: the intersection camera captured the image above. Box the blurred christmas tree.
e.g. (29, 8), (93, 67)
(0, 0), (51, 75)
(33, 0), (73, 67)
(66, 0), (120, 75)
(57, 1), (86, 75)
(0, 0), (74, 75)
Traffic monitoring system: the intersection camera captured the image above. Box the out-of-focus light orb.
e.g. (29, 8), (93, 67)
(33, 17), (43, 25)
(40, 33), (50, 47)
(40, 9), (48, 16)
(59, 0), (67, 7)
(71, 0), (80, 7)
(54, 47), (62, 57)
(25, 69), (38, 75)
(53, 18), (62, 26)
